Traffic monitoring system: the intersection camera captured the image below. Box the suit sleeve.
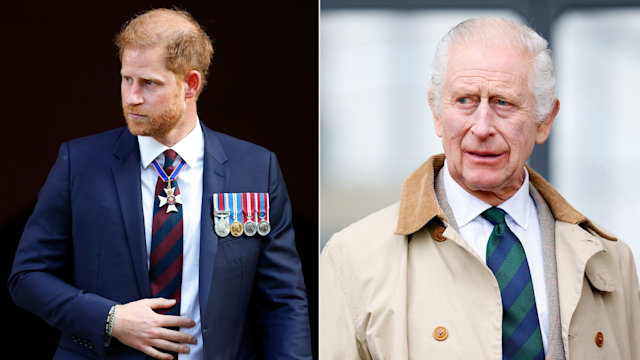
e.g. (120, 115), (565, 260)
(8, 143), (115, 353)
(253, 152), (312, 359)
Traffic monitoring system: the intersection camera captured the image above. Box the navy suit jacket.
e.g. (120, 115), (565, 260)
(9, 123), (312, 359)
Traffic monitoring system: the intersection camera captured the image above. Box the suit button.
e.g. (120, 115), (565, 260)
(595, 331), (604, 347)
(433, 326), (448, 341)
(433, 227), (446, 242)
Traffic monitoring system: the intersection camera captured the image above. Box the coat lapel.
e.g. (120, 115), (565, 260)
(530, 185), (565, 359)
(555, 222), (607, 358)
(199, 124), (229, 318)
(111, 130), (150, 298)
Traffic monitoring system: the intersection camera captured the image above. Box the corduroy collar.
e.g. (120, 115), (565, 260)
(394, 153), (616, 241)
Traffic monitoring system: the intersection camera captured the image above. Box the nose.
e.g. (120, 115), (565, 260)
(124, 82), (144, 106)
(470, 99), (494, 139)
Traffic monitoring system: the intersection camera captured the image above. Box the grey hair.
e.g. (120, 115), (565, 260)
(428, 16), (556, 122)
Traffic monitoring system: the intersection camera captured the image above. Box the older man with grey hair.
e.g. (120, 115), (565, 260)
(320, 16), (640, 359)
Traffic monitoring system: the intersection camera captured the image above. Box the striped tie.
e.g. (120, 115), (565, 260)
(150, 149), (183, 317)
(482, 207), (544, 360)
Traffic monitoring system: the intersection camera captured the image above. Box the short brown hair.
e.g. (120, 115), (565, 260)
(115, 8), (214, 96)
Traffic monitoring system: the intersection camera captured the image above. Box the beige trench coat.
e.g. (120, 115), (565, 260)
(320, 154), (640, 359)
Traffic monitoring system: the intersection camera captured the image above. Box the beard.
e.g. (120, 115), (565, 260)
(123, 91), (186, 138)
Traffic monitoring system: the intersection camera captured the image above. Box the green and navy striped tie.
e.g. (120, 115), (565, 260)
(482, 207), (544, 360)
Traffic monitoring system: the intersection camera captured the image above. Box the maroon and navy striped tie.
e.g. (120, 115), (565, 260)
(150, 149), (183, 317)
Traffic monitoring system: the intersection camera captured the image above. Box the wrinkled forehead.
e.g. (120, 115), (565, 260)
(445, 38), (533, 90)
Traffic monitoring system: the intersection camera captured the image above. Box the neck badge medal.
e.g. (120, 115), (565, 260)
(152, 157), (186, 213)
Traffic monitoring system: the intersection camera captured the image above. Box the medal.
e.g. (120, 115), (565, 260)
(215, 217), (231, 237)
(213, 192), (269, 237)
(258, 219), (271, 236)
(257, 192), (271, 236)
(230, 193), (244, 237)
(230, 221), (243, 237)
(213, 193), (231, 237)
(152, 154), (186, 213)
(158, 185), (183, 213)
(243, 192), (257, 236)
(244, 221), (257, 236)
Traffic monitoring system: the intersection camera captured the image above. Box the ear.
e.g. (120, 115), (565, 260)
(428, 88), (444, 138)
(184, 70), (202, 99)
(535, 98), (559, 144)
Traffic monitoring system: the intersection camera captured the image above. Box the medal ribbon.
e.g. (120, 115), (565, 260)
(253, 193), (259, 221)
(243, 193), (255, 222)
(232, 193), (241, 222)
(224, 193), (230, 217)
(152, 157), (186, 183)
(259, 193), (270, 222)
(213, 193), (226, 214)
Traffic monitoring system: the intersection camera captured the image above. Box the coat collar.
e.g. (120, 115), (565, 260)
(395, 154), (616, 242)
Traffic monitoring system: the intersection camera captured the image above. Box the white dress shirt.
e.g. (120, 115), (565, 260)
(138, 121), (204, 360)
(441, 161), (549, 351)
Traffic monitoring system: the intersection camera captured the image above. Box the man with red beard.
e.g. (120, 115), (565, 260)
(9, 8), (311, 360)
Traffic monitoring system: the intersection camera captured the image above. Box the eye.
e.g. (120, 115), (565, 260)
(458, 97), (471, 104)
(496, 99), (510, 106)
(145, 80), (155, 86)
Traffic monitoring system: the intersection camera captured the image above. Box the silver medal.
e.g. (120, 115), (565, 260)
(257, 219), (271, 236)
(244, 220), (257, 236)
(215, 219), (231, 237)
(243, 193), (258, 236)
(214, 210), (231, 237)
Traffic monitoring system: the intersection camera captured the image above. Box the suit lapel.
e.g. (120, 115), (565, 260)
(111, 130), (150, 298)
(199, 124), (229, 318)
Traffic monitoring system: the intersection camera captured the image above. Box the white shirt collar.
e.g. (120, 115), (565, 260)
(138, 119), (204, 169)
(442, 160), (532, 229)
(498, 167), (532, 230)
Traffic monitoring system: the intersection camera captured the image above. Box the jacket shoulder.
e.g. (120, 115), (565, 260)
(326, 203), (402, 249)
(55, 127), (134, 168)
(593, 223), (636, 272)
(205, 127), (272, 157)
(65, 127), (130, 150)
(323, 203), (407, 276)
(557, 221), (636, 291)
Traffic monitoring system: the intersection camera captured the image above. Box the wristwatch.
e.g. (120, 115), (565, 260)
(103, 304), (118, 347)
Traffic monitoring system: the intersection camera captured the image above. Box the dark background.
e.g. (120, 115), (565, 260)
(2, 0), (318, 357)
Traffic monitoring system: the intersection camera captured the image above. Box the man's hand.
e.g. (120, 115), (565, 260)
(111, 298), (197, 360)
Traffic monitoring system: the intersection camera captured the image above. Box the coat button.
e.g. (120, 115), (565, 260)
(433, 326), (448, 341)
(433, 227), (446, 242)
(595, 331), (604, 347)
